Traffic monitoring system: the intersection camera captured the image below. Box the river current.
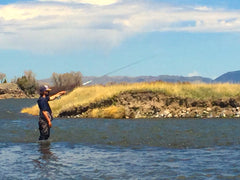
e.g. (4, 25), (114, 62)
(1, 99), (240, 179)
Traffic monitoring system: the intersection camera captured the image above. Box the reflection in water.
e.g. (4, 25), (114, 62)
(39, 141), (54, 159)
(33, 141), (58, 178)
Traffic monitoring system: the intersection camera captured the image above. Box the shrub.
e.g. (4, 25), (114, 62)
(0, 73), (6, 83)
(51, 71), (83, 94)
(16, 70), (38, 95)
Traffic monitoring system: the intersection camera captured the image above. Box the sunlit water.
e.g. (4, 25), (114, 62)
(1, 99), (240, 179)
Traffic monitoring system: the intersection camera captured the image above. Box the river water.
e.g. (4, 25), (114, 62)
(1, 99), (240, 179)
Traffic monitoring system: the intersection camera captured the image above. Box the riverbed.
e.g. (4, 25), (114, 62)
(1, 99), (240, 179)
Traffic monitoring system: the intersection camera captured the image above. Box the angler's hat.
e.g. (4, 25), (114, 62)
(40, 85), (52, 92)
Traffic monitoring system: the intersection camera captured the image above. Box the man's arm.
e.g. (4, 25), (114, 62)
(42, 111), (52, 128)
(49, 91), (66, 101)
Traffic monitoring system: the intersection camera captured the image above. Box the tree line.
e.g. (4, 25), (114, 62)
(0, 70), (83, 96)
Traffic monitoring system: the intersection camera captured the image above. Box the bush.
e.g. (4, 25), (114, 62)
(51, 71), (82, 94)
(16, 70), (38, 95)
(0, 73), (6, 83)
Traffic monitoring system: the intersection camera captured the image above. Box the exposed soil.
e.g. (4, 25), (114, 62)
(59, 90), (240, 119)
(0, 83), (27, 99)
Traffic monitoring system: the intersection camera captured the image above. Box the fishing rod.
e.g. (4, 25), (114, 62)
(82, 53), (159, 85)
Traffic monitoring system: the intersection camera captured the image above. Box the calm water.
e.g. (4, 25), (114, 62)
(1, 99), (240, 179)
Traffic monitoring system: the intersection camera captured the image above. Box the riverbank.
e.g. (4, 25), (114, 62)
(0, 83), (27, 99)
(21, 81), (240, 119)
(59, 91), (240, 119)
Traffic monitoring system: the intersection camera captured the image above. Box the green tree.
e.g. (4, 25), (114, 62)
(16, 70), (38, 95)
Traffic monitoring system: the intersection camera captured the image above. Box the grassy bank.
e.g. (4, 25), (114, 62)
(21, 81), (240, 118)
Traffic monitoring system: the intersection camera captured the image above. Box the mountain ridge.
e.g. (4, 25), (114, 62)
(82, 75), (213, 85)
(214, 70), (240, 83)
(38, 70), (240, 85)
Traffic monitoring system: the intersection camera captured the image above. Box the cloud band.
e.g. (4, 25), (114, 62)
(0, 1), (240, 52)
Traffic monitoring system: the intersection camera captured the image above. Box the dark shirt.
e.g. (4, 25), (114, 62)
(37, 96), (52, 119)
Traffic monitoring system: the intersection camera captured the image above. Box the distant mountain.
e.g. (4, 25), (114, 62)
(214, 70), (240, 83)
(38, 78), (52, 85)
(38, 71), (240, 86)
(82, 75), (212, 85)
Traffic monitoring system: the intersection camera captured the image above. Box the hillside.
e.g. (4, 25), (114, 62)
(215, 70), (240, 83)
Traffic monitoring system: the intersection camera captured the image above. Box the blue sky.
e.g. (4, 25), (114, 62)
(1, 0), (240, 81)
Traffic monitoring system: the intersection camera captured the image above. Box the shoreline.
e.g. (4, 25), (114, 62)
(21, 82), (240, 119)
(0, 83), (28, 99)
(58, 91), (240, 119)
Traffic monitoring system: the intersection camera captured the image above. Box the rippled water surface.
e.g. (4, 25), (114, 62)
(1, 99), (240, 179)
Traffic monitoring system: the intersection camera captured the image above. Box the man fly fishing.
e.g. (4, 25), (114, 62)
(37, 85), (66, 141)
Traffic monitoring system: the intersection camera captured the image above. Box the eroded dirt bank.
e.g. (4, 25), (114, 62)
(59, 91), (240, 119)
(0, 83), (27, 99)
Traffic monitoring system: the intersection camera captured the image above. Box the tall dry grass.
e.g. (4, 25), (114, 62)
(21, 81), (240, 117)
(89, 105), (125, 119)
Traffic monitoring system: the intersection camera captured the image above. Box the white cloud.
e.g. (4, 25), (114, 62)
(188, 71), (200, 77)
(0, 1), (240, 52)
(194, 6), (212, 11)
(38, 0), (119, 6)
